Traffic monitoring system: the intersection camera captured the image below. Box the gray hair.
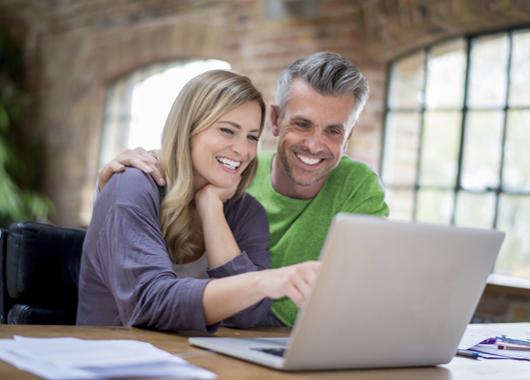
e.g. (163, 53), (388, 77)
(276, 52), (369, 126)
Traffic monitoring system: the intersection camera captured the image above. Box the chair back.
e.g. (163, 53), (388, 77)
(0, 229), (13, 323)
(3, 222), (85, 324)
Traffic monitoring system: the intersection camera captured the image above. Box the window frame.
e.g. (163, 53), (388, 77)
(380, 25), (530, 282)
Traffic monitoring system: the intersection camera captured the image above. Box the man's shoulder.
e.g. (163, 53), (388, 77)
(256, 150), (274, 164)
(332, 155), (381, 180)
(323, 155), (386, 202)
(248, 151), (274, 194)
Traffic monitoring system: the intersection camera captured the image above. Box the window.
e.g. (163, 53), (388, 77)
(381, 28), (530, 279)
(100, 59), (231, 167)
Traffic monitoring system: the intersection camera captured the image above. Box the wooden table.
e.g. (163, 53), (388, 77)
(1, 323), (529, 379)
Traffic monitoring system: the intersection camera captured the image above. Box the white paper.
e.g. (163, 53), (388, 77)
(469, 343), (530, 360)
(457, 325), (508, 349)
(0, 336), (216, 380)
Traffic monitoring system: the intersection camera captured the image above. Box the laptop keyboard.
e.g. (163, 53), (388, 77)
(252, 348), (286, 357)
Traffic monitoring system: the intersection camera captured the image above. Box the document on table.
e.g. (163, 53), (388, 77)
(457, 326), (530, 360)
(468, 343), (530, 360)
(0, 336), (216, 380)
(457, 325), (509, 350)
(469, 334), (530, 360)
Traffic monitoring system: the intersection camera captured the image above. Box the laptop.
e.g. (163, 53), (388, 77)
(189, 214), (505, 371)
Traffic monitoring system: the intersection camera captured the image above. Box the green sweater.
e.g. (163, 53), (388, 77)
(247, 151), (389, 326)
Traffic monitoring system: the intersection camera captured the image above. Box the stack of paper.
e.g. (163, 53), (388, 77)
(457, 325), (509, 350)
(0, 336), (216, 379)
(469, 335), (530, 360)
(458, 326), (530, 360)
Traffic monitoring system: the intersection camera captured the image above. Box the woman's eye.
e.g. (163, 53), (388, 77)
(220, 128), (234, 135)
(248, 135), (259, 142)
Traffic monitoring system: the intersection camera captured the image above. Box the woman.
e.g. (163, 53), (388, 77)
(77, 70), (318, 333)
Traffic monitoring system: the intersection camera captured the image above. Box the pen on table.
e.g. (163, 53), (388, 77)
(456, 349), (481, 359)
(496, 336), (530, 346)
(498, 345), (530, 351)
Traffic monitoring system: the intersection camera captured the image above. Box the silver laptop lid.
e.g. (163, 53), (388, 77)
(283, 214), (504, 370)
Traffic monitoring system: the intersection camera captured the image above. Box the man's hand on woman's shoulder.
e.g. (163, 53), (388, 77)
(98, 147), (165, 191)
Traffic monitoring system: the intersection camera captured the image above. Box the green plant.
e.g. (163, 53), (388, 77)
(0, 28), (54, 227)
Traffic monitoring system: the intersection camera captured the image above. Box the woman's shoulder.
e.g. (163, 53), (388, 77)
(107, 167), (163, 210)
(224, 192), (268, 231)
(231, 192), (265, 212)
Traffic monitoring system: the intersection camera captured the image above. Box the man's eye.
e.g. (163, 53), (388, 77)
(297, 123), (308, 128)
(329, 129), (341, 135)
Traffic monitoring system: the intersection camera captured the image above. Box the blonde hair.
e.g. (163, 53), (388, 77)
(159, 70), (265, 263)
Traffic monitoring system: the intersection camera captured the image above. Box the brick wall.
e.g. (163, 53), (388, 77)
(1, 0), (529, 227)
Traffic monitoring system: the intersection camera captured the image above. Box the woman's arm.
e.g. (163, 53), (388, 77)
(196, 187), (316, 328)
(202, 261), (319, 326)
(88, 168), (319, 332)
(101, 201), (316, 330)
(195, 182), (242, 268)
(207, 194), (272, 327)
(84, 169), (218, 333)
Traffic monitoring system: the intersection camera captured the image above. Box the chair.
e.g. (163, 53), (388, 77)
(0, 221), (86, 324)
(0, 228), (13, 324)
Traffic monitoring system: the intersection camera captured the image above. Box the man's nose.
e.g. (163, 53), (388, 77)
(304, 129), (324, 153)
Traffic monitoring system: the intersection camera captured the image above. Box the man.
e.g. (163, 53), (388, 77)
(95, 52), (389, 327)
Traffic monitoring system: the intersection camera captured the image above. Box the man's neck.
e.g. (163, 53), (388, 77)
(270, 154), (326, 200)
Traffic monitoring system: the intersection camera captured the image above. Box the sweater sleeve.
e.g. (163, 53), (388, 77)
(207, 194), (271, 277)
(206, 193), (273, 328)
(94, 171), (220, 334)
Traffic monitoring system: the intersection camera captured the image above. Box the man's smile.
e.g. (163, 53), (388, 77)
(295, 152), (323, 166)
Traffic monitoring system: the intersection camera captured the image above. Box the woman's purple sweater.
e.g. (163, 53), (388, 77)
(77, 167), (272, 334)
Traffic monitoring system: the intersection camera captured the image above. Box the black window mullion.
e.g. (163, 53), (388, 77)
(451, 37), (473, 225)
(412, 47), (430, 221)
(493, 31), (514, 229)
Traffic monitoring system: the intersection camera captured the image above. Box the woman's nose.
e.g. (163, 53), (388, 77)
(231, 136), (249, 157)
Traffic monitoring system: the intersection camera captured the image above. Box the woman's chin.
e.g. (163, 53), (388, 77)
(209, 179), (238, 190)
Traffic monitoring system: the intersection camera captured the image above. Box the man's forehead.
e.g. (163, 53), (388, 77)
(283, 78), (356, 128)
(287, 78), (355, 105)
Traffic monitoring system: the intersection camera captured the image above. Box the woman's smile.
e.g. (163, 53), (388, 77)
(216, 156), (243, 171)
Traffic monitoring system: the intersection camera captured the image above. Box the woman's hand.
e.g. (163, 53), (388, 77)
(257, 261), (320, 307)
(194, 177), (241, 215)
(202, 261), (320, 325)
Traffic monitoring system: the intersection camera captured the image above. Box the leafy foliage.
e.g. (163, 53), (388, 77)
(0, 28), (54, 227)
